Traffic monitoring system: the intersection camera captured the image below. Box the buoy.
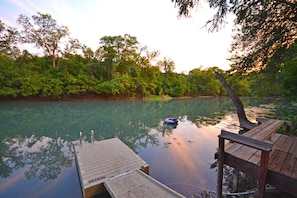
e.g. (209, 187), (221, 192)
(164, 117), (178, 124)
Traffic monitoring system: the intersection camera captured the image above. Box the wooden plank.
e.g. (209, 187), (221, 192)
(280, 135), (294, 153)
(279, 136), (297, 177)
(289, 136), (297, 156)
(289, 136), (297, 178)
(226, 120), (283, 158)
(104, 170), (186, 198)
(231, 145), (258, 161)
(280, 153), (295, 177)
(268, 135), (287, 167)
(292, 159), (297, 179)
(267, 135), (288, 171)
(243, 120), (273, 138)
(225, 142), (243, 155)
(248, 120), (283, 141)
(248, 133), (282, 165)
(269, 150), (287, 173)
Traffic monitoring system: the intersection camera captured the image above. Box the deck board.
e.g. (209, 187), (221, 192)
(268, 135), (288, 170)
(292, 160), (297, 178)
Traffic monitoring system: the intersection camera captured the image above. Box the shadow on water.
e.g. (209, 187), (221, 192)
(0, 97), (296, 197)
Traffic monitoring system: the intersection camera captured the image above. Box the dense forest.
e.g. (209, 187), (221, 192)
(1, 13), (297, 100)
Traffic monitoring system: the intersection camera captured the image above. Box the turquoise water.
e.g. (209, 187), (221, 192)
(0, 98), (283, 197)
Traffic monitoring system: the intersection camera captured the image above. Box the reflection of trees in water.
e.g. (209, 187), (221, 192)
(0, 136), (73, 181)
(156, 122), (178, 137)
(222, 166), (256, 195)
(0, 98), (291, 183)
(195, 116), (222, 127)
(120, 124), (160, 152)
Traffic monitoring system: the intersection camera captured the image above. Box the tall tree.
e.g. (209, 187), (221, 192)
(215, 71), (257, 130)
(0, 20), (19, 57)
(17, 12), (70, 68)
(171, 0), (297, 72)
(98, 34), (140, 79)
(157, 57), (175, 73)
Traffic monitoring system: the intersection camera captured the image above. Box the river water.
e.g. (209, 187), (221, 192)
(0, 97), (292, 197)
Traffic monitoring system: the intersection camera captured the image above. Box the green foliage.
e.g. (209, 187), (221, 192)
(281, 42), (297, 97)
(171, 0), (297, 73)
(283, 57), (297, 97)
(227, 74), (251, 96)
(1, 13), (297, 100)
(41, 78), (64, 97)
(17, 12), (70, 68)
(0, 54), (21, 97)
(95, 74), (131, 96)
(188, 67), (224, 96)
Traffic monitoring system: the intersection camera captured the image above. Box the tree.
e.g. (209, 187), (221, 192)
(280, 42), (297, 97)
(215, 71), (257, 130)
(157, 57), (175, 73)
(0, 20), (20, 57)
(188, 67), (224, 96)
(63, 38), (82, 59)
(17, 12), (70, 68)
(171, 0), (297, 72)
(98, 34), (142, 80)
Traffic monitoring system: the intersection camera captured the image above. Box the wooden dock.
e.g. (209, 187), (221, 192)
(74, 137), (185, 198)
(217, 118), (297, 198)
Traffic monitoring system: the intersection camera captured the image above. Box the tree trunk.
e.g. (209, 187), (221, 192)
(51, 54), (56, 68)
(214, 71), (257, 130)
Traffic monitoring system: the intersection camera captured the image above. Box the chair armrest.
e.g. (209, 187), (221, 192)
(219, 130), (273, 152)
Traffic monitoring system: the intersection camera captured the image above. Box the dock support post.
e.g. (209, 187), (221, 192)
(91, 130), (94, 144)
(258, 150), (269, 198)
(80, 132), (83, 146)
(232, 170), (239, 192)
(217, 136), (225, 198)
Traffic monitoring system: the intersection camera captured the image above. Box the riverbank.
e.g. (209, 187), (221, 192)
(0, 94), (219, 102)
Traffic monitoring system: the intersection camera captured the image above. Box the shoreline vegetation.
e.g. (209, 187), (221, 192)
(2, 13), (297, 102)
(0, 94), (218, 102)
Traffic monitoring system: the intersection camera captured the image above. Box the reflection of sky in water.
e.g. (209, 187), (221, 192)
(0, 136), (81, 198)
(0, 166), (80, 198)
(0, 99), (282, 198)
(137, 104), (276, 197)
(138, 119), (221, 197)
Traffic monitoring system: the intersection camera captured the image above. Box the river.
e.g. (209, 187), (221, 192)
(0, 97), (293, 197)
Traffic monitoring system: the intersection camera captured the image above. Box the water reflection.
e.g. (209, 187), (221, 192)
(0, 98), (292, 198)
(1, 136), (73, 181)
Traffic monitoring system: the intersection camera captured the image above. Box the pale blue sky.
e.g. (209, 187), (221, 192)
(0, 0), (234, 73)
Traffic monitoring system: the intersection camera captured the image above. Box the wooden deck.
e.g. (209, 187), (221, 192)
(74, 138), (185, 198)
(217, 118), (297, 198)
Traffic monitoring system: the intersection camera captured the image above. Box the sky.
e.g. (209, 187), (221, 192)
(0, 0), (235, 73)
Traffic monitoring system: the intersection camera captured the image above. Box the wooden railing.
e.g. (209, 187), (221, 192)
(217, 118), (292, 198)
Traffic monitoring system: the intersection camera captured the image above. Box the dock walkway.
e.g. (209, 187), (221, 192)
(217, 118), (296, 198)
(74, 137), (185, 198)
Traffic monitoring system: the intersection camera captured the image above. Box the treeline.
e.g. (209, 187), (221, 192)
(0, 50), (233, 99)
(0, 47), (289, 99)
(1, 13), (297, 100)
